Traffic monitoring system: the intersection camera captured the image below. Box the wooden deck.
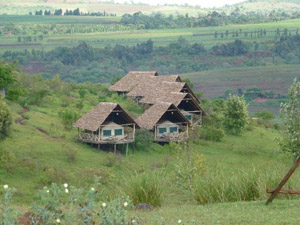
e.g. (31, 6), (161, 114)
(154, 131), (189, 143)
(78, 133), (135, 144)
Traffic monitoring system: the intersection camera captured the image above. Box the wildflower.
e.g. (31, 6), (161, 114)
(3, 185), (8, 189)
(46, 190), (50, 193)
(65, 189), (69, 194)
(178, 220), (182, 224)
(124, 202), (128, 207)
(91, 187), (95, 191)
(56, 218), (61, 223)
(102, 202), (106, 207)
(64, 183), (68, 188)
(132, 220), (136, 223)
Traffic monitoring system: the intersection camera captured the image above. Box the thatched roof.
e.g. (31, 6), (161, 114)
(73, 102), (139, 131)
(109, 71), (158, 92)
(109, 71), (181, 93)
(136, 102), (189, 130)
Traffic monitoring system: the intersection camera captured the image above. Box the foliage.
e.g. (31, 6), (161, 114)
(199, 127), (225, 142)
(58, 109), (79, 130)
(0, 186), (19, 225)
(223, 94), (249, 135)
(254, 110), (275, 122)
(280, 79), (300, 158)
(0, 97), (12, 140)
(174, 141), (206, 196)
(124, 170), (164, 207)
(134, 129), (154, 150)
(0, 63), (15, 90)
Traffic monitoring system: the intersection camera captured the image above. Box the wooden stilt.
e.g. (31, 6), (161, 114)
(98, 144), (100, 150)
(266, 156), (300, 204)
(126, 143), (129, 157)
(114, 144), (116, 154)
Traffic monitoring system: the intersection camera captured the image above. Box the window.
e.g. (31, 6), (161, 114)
(115, 129), (123, 136)
(158, 127), (167, 134)
(170, 126), (178, 133)
(103, 130), (111, 136)
(185, 115), (192, 121)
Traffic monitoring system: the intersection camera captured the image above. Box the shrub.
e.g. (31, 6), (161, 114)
(0, 149), (16, 173)
(104, 153), (122, 167)
(64, 147), (78, 163)
(124, 171), (164, 207)
(199, 127), (224, 142)
(135, 129), (154, 151)
(58, 109), (79, 130)
(0, 97), (12, 140)
(0, 185), (19, 225)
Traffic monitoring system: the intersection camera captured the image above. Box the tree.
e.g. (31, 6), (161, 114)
(0, 97), (12, 140)
(58, 109), (79, 130)
(0, 63), (15, 97)
(280, 79), (300, 158)
(223, 94), (248, 135)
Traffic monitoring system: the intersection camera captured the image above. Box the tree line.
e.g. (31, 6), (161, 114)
(2, 34), (300, 83)
(30, 8), (117, 17)
(120, 10), (300, 29)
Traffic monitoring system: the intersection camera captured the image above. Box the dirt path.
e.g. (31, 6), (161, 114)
(15, 107), (29, 125)
(15, 107), (50, 135)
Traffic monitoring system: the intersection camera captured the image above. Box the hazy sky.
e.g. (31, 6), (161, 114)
(115, 0), (246, 8)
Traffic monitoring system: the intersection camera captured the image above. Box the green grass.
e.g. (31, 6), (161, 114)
(135, 200), (300, 224)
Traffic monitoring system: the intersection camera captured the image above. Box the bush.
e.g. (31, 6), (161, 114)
(124, 170), (164, 207)
(0, 97), (12, 140)
(64, 147), (78, 163)
(58, 109), (79, 130)
(199, 127), (224, 142)
(104, 153), (122, 167)
(135, 129), (154, 150)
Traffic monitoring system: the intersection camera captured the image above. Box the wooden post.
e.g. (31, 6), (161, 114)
(133, 124), (136, 141)
(98, 144), (100, 150)
(154, 125), (157, 141)
(114, 144), (116, 154)
(126, 143), (129, 157)
(266, 156), (300, 204)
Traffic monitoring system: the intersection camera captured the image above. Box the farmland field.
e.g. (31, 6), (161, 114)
(0, 17), (300, 52)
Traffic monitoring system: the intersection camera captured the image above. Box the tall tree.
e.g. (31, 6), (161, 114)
(280, 79), (300, 158)
(223, 94), (248, 135)
(0, 63), (15, 97)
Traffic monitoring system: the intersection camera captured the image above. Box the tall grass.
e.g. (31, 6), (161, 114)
(123, 170), (164, 207)
(193, 166), (300, 204)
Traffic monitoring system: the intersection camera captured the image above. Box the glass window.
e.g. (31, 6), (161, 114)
(158, 127), (167, 134)
(103, 130), (111, 136)
(170, 126), (178, 133)
(185, 115), (192, 121)
(115, 129), (123, 136)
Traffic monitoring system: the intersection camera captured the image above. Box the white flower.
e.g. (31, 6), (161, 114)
(102, 202), (106, 207)
(56, 218), (61, 223)
(91, 187), (95, 191)
(46, 190), (50, 193)
(65, 189), (69, 194)
(132, 220), (136, 223)
(64, 183), (68, 188)
(123, 202), (128, 207)
(178, 220), (182, 224)
(3, 185), (8, 189)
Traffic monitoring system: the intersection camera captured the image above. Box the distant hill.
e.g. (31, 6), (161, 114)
(1, 0), (300, 16)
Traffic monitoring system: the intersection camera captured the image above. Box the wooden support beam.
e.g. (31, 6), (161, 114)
(266, 156), (300, 204)
(126, 143), (129, 157)
(266, 189), (300, 194)
(114, 144), (116, 154)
